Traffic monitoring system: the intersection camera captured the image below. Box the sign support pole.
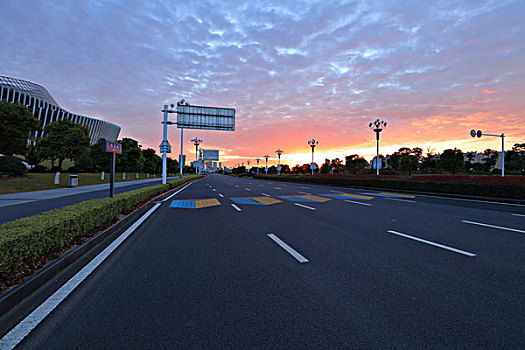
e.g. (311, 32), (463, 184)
(110, 153), (115, 198)
(179, 127), (184, 175)
(162, 105), (168, 184)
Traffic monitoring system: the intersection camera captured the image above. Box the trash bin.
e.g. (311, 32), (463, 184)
(68, 175), (78, 187)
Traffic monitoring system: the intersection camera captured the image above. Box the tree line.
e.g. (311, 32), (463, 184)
(0, 101), (181, 175)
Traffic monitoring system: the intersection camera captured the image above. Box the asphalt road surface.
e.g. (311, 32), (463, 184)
(2, 174), (524, 349)
(0, 178), (177, 224)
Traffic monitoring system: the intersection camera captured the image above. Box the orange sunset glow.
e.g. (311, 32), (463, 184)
(1, 1), (523, 167)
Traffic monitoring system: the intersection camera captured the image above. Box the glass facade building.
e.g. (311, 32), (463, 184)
(0, 76), (120, 144)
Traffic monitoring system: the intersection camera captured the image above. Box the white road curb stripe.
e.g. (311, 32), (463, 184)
(461, 220), (525, 234)
(0, 203), (163, 349)
(162, 181), (195, 202)
(267, 234), (309, 263)
(388, 230), (476, 257)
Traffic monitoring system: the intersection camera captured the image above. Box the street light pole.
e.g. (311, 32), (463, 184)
(369, 119), (387, 176)
(255, 157), (260, 174)
(275, 149), (283, 175)
(308, 139), (318, 175)
(191, 137), (202, 174)
(264, 155), (270, 174)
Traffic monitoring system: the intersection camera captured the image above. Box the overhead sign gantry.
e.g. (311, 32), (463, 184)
(160, 100), (235, 183)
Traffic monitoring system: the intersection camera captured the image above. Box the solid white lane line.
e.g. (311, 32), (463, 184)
(162, 181), (194, 202)
(0, 203), (162, 349)
(261, 193), (271, 197)
(267, 234), (309, 263)
(384, 198), (416, 203)
(218, 194), (224, 198)
(388, 230), (476, 257)
(274, 187), (282, 190)
(244, 188), (251, 191)
(294, 203), (316, 211)
(344, 199), (372, 206)
(461, 220), (525, 234)
(417, 194), (525, 207)
(231, 204), (242, 211)
(298, 191), (311, 195)
(512, 213), (525, 217)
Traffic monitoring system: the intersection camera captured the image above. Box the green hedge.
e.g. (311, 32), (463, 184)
(253, 175), (525, 200)
(0, 175), (202, 276)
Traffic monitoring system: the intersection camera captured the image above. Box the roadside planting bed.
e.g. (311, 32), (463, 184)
(253, 174), (525, 200)
(0, 175), (202, 292)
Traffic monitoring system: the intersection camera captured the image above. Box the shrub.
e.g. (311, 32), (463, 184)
(253, 175), (525, 199)
(0, 175), (202, 276)
(0, 156), (27, 177)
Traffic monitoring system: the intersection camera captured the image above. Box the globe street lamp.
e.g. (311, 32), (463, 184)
(255, 157), (261, 174)
(264, 155), (270, 174)
(191, 137), (202, 174)
(308, 139), (318, 175)
(275, 149), (283, 175)
(369, 119), (387, 176)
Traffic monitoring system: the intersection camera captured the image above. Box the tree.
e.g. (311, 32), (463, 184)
(399, 154), (419, 175)
(37, 119), (90, 171)
(0, 100), (41, 156)
(75, 139), (110, 171)
(505, 143), (525, 175)
(26, 145), (40, 168)
(421, 146), (436, 173)
(142, 148), (162, 174)
(388, 147), (421, 172)
(116, 138), (142, 172)
(465, 151), (476, 172)
(330, 158), (345, 173)
(345, 154), (368, 174)
(482, 149), (498, 173)
(438, 148), (464, 175)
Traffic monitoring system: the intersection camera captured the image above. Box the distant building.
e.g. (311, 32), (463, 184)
(0, 76), (120, 144)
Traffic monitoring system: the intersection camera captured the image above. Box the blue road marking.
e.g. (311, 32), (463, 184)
(231, 197), (265, 205)
(278, 196), (318, 202)
(169, 200), (196, 209)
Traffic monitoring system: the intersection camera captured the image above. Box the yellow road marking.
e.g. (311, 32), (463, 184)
(302, 195), (331, 202)
(252, 196), (282, 205)
(195, 198), (221, 208)
(380, 192), (415, 198)
(334, 193), (374, 200)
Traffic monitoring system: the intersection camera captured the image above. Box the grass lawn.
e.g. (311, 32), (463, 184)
(0, 172), (172, 195)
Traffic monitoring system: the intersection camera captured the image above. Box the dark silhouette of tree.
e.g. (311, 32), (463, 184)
(0, 100), (41, 156)
(37, 119), (90, 171)
(345, 154), (368, 174)
(438, 148), (464, 175)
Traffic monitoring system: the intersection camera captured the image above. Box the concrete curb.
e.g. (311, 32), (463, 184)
(0, 178), (200, 318)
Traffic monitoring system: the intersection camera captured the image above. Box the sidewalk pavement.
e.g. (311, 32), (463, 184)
(0, 177), (178, 208)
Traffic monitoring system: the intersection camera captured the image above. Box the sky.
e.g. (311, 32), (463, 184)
(1, 0), (524, 167)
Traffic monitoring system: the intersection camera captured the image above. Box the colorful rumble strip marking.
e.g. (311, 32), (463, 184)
(169, 199), (221, 209)
(278, 195), (331, 203)
(230, 197), (282, 205)
(320, 193), (374, 200)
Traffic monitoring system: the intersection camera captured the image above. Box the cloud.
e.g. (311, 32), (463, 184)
(0, 0), (523, 166)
